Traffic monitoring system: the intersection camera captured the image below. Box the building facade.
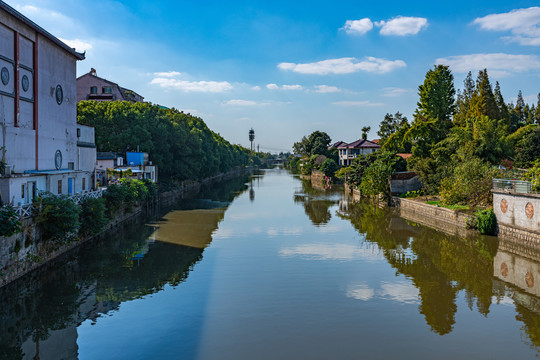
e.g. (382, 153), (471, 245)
(337, 139), (381, 166)
(77, 68), (144, 103)
(0, 2), (94, 206)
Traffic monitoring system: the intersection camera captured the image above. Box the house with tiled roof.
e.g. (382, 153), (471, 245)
(337, 139), (381, 166)
(77, 68), (144, 103)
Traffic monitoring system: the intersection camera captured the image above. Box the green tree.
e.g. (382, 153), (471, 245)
(515, 90), (526, 124)
(377, 112), (408, 147)
(515, 127), (540, 168)
(406, 65), (456, 157)
(320, 158), (338, 178)
(468, 69), (499, 120)
(361, 126), (371, 140)
(292, 131), (332, 157)
(454, 71), (475, 126)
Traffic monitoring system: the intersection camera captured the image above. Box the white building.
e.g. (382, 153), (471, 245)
(0, 2), (95, 206)
(337, 139), (381, 166)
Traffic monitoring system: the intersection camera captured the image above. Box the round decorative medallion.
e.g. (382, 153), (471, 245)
(501, 262), (508, 277)
(55, 84), (63, 105)
(526, 202), (534, 219)
(1, 67), (9, 86)
(526, 271), (534, 288)
(500, 199), (508, 214)
(54, 150), (62, 170)
(21, 75), (29, 92)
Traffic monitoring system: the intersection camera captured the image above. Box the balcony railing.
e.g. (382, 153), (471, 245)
(493, 178), (533, 194)
(12, 189), (105, 219)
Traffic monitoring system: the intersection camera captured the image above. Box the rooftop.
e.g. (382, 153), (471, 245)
(337, 139), (381, 149)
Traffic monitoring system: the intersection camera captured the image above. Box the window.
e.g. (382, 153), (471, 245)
(82, 177), (86, 190)
(58, 180), (62, 194)
(21, 184), (25, 198)
(90, 86), (97, 94)
(102, 86), (112, 94)
(68, 162), (74, 170)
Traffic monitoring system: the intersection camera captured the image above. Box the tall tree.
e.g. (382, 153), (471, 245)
(493, 81), (510, 124)
(406, 65), (456, 156)
(361, 126), (371, 140)
(293, 131), (332, 157)
(378, 112), (408, 146)
(454, 71), (474, 125)
(468, 69), (499, 120)
(536, 93), (540, 124)
(515, 90), (525, 123)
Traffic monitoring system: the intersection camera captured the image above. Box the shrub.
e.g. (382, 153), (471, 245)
(475, 209), (497, 235)
(79, 198), (108, 236)
(103, 184), (128, 217)
(320, 158), (338, 178)
(35, 193), (80, 242)
(0, 205), (22, 237)
(142, 179), (158, 200)
(439, 157), (498, 207)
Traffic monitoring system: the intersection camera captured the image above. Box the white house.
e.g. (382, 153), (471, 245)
(0, 2), (95, 206)
(337, 139), (381, 166)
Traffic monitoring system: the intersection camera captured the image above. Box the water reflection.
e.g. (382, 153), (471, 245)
(0, 174), (252, 359)
(293, 178), (342, 226)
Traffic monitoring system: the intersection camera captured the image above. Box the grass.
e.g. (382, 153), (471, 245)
(425, 200), (470, 211)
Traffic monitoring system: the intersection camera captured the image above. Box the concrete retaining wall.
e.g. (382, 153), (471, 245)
(392, 197), (477, 238)
(493, 191), (540, 247)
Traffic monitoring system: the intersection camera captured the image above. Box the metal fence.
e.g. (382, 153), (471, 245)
(11, 189), (105, 219)
(492, 178), (533, 194)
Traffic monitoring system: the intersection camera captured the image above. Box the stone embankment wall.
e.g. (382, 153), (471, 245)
(493, 190), (540, 247)
(0, 166), (253, 288)
(392, 197), (477, 238)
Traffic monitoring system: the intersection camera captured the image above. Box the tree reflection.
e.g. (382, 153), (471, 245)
(294, 179), (339, 226)
(338, 200), (497, 335)
(0, 174), (252, 358)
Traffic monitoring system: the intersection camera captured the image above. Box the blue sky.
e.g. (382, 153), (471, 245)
(12, 0), (540, 152)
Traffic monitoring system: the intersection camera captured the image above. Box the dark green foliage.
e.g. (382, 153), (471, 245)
(320, 158), (338, 178)
(439, 157), (498, 207)
(77, 101), (249, 182)
(103, 179), (154, 216)
(293, 131), (332, 157)
(288, 156), (301, 172)
(475, 209), (497, 235)
(35, 194), (81, 242)
(514, 127), (540, 168)
(378, 112), (409, 149)
(103, 184), (128, 217)
(79, 198), (108, 236)
(0, 205), (22, 237)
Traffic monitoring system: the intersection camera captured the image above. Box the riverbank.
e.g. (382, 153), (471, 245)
(0, 166), (253, 289)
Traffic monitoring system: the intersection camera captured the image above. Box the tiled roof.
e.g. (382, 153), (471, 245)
(337, 139), (381, 149)
(396, 153), (412, 160)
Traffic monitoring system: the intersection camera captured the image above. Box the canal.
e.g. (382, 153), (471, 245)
(1, 168), (539, 359)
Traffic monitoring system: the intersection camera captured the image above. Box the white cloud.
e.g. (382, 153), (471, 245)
(282, 84), (303, 90)
(381, 87), (412, 97)
(313, 85), (342, 93)
(375, 16), (428, 36)
(379, 281), (420, 304)
(435, 53), (540, 75)
(278, 57), (406, 75)
(279, 243), (381, 261)
(153, 71), (181, 78)
(58, 38), (92, 52)
(223, 99), (269, 106)
(473, 7), (540, 46)
(341, 18), (374, 35)
(150, 78), (233, 92)
(347, 284), (375, 301)
(251, 85), (261, 91)
(333, 100), (384, 107)
(266, 83), (303, 90)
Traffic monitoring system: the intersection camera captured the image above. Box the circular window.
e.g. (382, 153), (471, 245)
(501, 262), (508, 277)
(21, 75), (29, 92)
(500, 199), (508, 214)
(1, 67), (9, 86)
(54, 150), (62, 170)
(55, 85), (63, 105)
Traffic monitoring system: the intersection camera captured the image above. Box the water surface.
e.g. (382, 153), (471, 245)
(1, 168), (539, 359)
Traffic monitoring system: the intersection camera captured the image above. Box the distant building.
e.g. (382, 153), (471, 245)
(97, 152), (157, 186)
(0, 2), (95, 206)
(76, 68), (144, 103)
(337, 139), (381, 166)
